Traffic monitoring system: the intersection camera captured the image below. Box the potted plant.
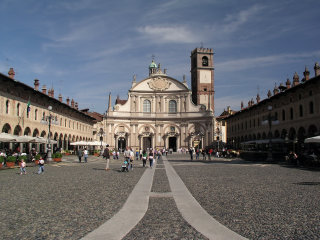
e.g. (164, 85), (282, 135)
(64, 150), (70, 156)
(0, 156), (4, 169)
(6, 156), (16, 167)
(34, 154), (41, 165)
(94, 149), (100, 156)
(53, 152), (62, 162)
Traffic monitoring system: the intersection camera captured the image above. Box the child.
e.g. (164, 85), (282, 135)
(121, 159), (128, 172)
(38, 158), (45, 174)
(20, 159), (26, 175)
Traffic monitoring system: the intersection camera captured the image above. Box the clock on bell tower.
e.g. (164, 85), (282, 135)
(190, 47), (214, 112)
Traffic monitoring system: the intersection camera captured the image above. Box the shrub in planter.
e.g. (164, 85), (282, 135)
(6, 156), (16, 167)
(7, 156), (16, 162)
(35, 154), (41, 160)
(52, 152), (62, 162)
(18, 155), (28, 161)
(0, 156), (4, 168)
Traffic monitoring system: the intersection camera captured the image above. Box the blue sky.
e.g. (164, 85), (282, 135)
(1, 0), (320, 115)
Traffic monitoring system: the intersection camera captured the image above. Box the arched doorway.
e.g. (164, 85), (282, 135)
(142, 137), (152, 150)
(169, 137), (177, 152)
(2, 123), (11, 133)
(118, 137), (126, 152)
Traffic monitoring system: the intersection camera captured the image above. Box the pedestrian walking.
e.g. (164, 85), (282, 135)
(142, 149), (147, 167)
(148, 148), (154, 168)
(20, 159), (26, 175)
(129, 148), (134, 170)
(189, 148), (194, 161)
(83, 148), (88, 163)
(103, 144), (110, 171)
(38, 158), (44, 174)
(201, 149), (206, 160)
(77, 148), (82, 163)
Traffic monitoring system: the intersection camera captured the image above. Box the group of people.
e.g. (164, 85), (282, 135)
(76, 148), (89, 163)
(188, 147), (238, 161)
(100, 146), (162, 172)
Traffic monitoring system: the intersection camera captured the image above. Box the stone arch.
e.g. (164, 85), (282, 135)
(33, 128), (39, 137)
(2, 123), (12, 133)
(297, 127), (306, 142)
(257, 133), (261, 140)
(13, 125), (22, 136)
(262, 132), (267, 139)
(281, 129), (287, 139)
(288, 127), (296, 140)
(54, 132), (58, 141)
(40, 130), (46, 137)
(308, 125), (317, 137)
(274, 129), (280, 138)
(252, 134), (256, 140)
(24, 127), (31, 136)
(138, 124), (156, 134)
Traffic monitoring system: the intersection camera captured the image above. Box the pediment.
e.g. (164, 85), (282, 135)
(132, 76), (189, 92)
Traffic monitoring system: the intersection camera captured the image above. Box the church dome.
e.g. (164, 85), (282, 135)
(149, 60), (157, 68)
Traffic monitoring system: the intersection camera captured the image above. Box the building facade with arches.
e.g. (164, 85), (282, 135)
(0, 68), (95, 153)
(105, 59), (214, 151)
(225, 63), (320, 152)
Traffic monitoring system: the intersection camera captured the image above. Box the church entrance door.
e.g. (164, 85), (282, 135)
(143, 137), (152, 150)
(169, 137), (177, 152)
(118, 137), (126, 152)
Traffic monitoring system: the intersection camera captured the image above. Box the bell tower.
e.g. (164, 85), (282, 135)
(190, 48), (214, 112)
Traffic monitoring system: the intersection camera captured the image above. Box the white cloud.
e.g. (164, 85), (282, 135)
(216, 51), (320, 72)
(137, 25), (200, 44)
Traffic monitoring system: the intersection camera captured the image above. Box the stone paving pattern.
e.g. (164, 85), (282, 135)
(0, 156), (145, 240)
(168, 154), (320, 240)
(151, 168), (171, 193)
(123, 196), (208, 240)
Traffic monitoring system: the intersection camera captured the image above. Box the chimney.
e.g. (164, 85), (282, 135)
(303, 66), (310, 81)
(51, 88), (54, 98)
(71, 99), (75, 108)
(48, 89), (51, 97)
(314, 62), (320, 77)
(267, 90), (272, 98)
(286, 78), (291, 89)
(75, 102), (78, 110)
(66, 97), (70, 105)
(256, 94), (260, 103)
(58, 94), (62, 102)
(241, 101), (244, 110)
(34, 79), (40, 90)
(8, 68), (15, 79)
(292, 72), (299, 87)
(42, 85), (47, 94)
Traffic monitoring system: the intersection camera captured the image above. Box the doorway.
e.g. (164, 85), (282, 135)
(143, 137), (152, 150)
(118, 137), (126, 152)
(169, 137), (177, 152)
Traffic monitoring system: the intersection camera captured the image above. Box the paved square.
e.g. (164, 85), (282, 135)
(1, 154), (319, 239)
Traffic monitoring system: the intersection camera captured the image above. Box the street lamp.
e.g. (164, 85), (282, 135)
(263, 105), (279, 161)
(41, 105), (58, 162)
(97, 128), (105, 154)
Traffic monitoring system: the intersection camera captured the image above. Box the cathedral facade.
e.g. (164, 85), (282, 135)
(105, 48), (215, 151)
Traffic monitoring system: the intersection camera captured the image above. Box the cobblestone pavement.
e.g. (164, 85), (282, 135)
(124, 156), (208, 240)
(123, 197), (208, 240)
(0, 155), (145, 240)
(167, 154), (320, 240)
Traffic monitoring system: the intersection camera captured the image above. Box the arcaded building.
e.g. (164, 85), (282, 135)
(225, 63), (320, 150)
(105, 48), (215, 151)
(0, 68), (95, 152)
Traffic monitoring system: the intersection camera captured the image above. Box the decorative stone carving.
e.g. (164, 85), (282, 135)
(148, 77), (171, 91)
